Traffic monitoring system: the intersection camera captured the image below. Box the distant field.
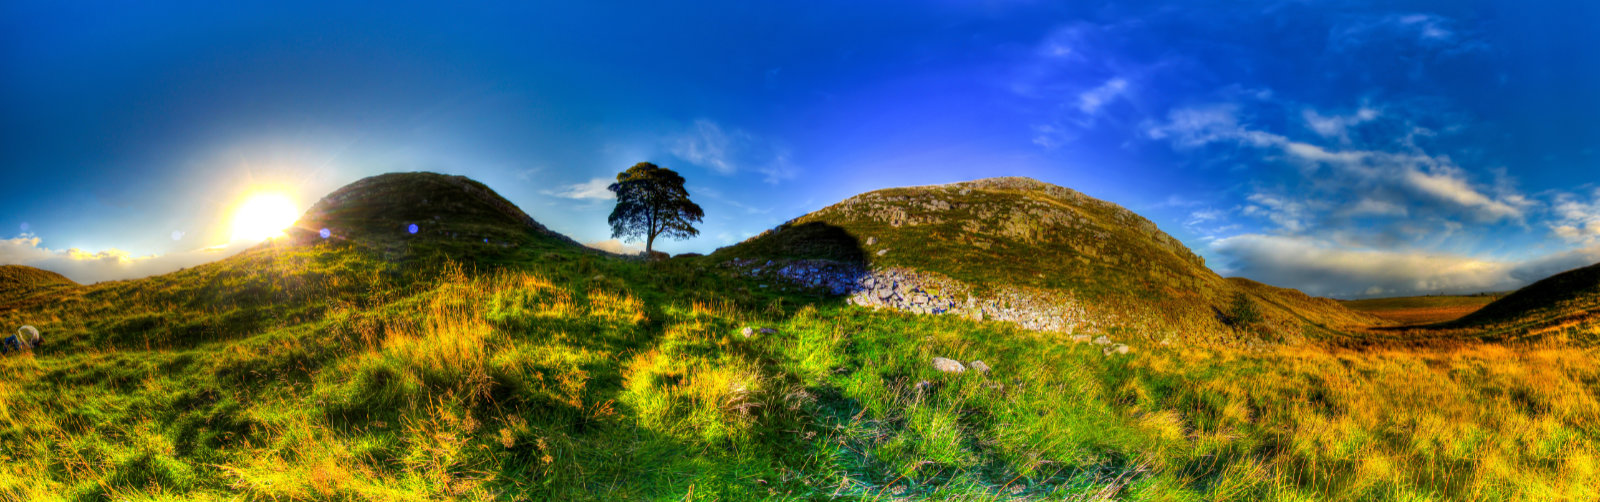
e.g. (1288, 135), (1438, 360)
(1341, 295), (1501, 325)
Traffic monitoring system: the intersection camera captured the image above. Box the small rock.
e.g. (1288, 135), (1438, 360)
(741, 327), (754, 338)
(1092, 335), (1111, 345)
(1104, 344), (1131, 356)
(969, 360), (991, 373)
(1071, 334), (1091, 343)
(932, 357), (966, 373)
(866, 236), (878, 246)
(759, 328), (778, 335)
(876, 248), (889, 257)
(914, 380), (933, 392)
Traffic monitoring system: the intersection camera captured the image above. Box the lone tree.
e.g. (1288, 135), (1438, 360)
(607, 162), (704, 254)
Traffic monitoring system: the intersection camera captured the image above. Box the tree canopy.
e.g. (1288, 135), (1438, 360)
(607, 162), (704, 254)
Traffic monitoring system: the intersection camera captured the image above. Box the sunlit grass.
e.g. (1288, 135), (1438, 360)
(2, 238), (1599, 500)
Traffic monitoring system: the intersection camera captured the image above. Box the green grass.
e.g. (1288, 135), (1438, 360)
(3, 234), (1599, 500)
(3, 173), (1598, 500)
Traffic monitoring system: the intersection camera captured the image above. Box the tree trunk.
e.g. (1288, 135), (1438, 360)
(646, 232), (655, 254)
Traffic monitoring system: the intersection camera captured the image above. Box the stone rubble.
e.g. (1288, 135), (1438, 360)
(723, 258), (1125, 349)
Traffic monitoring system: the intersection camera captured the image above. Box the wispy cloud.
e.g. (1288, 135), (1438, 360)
(667, 119), (796, 184)
(1146, 102), (1527, 223)
(1302, 106), (1378, 142)
(544, 178), (614, 200)
(1329, 12), (1486, 54)
(0, 235), (253, 284)
(1550, 187), (1600, 244)
(1014, 21), (1158, 148)
(1077, 77), (1130, 115)
(1213, 234), (1600, 298)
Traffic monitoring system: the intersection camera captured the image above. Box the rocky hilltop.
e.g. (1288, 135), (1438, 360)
(717, 176), (1381, 346)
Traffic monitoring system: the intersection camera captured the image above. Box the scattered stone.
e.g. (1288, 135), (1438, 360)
(758, 328), (778, 335)
(866, 236), (878, 246)
(876, 249), (889, 257)
(723, 259), (1106, 337)
(740, 327), (754, 338)
(1104, 343), (1131, 356)
(1071, 334), (1091, 343)
(932, 357), (966, 373)
(969, 360), (991, 373)
(1092, 335), (1111, 345)
(914, 380), (934, 393)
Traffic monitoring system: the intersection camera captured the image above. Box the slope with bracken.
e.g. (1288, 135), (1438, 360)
(1437, 261), (1600, 344)
(715, 176), (1383, 345)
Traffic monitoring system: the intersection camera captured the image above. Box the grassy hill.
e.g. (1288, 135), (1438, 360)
(1439, 262), (1600, 343)
(1341, 294), (1501, 326)
(2, 172), (1598, 500)
(714, 177), (1383, 345)
(0, 265), (78, 309)
(288, 171), (585, 263)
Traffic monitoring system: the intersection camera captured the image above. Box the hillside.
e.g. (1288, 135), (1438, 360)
(715, 177), (1382, 345)
(0, 264), (77, 306)
(3, 172), (1598, 500)
(1441, 261), (1600, 343)
(288, 172), (584, 261)
(1341, 294), (1501, 326)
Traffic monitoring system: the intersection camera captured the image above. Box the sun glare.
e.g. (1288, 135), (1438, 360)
(230, 192), (299, 242)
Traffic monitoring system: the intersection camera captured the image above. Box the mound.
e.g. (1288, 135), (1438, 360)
(288, 172), (581, 255)
(717, 177), (1378, 344)
(0, 264), (78, 304)
(1445, 261), (1600, 343)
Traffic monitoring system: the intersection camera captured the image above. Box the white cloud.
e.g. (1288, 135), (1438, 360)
(671, 119), (738, 175)
(667, 119), (796, 184)
(1330, 13), (1476, 52)
(1345, 198), (1408, 217)
(1147, 103), (1527, 223)
(1302, 107), (1379, 141)
(1549, 188), (1600, 244)
(1144, 104), (1284, 149)
(545, 178), (614, 200)
(1401, 168), (1523, 220)
(583, 239), (643, 255)
(0, 236), (254, 284)
(1212, 234), (1600, 298)
(1242, 193), (1314, 233)
(1077, 78), (1129, 115)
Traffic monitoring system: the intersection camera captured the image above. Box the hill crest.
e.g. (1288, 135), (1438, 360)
(0, 264), (78, 304)
(717, 176), (1380, 345)
(288, 171), (581, 254)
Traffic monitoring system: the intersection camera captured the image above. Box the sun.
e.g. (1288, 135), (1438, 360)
(229, 192), (300, 242)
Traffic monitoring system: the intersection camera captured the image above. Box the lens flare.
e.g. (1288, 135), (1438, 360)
(230, 192), (299, 242)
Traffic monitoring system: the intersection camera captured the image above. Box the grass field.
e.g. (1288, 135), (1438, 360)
(1340, 295), (1502, 326)
(2, 174), (1598, 500)
(3, 237), (1599, 500)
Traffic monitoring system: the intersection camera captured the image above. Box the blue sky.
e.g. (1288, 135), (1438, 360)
(2, 1), (1597, 298)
